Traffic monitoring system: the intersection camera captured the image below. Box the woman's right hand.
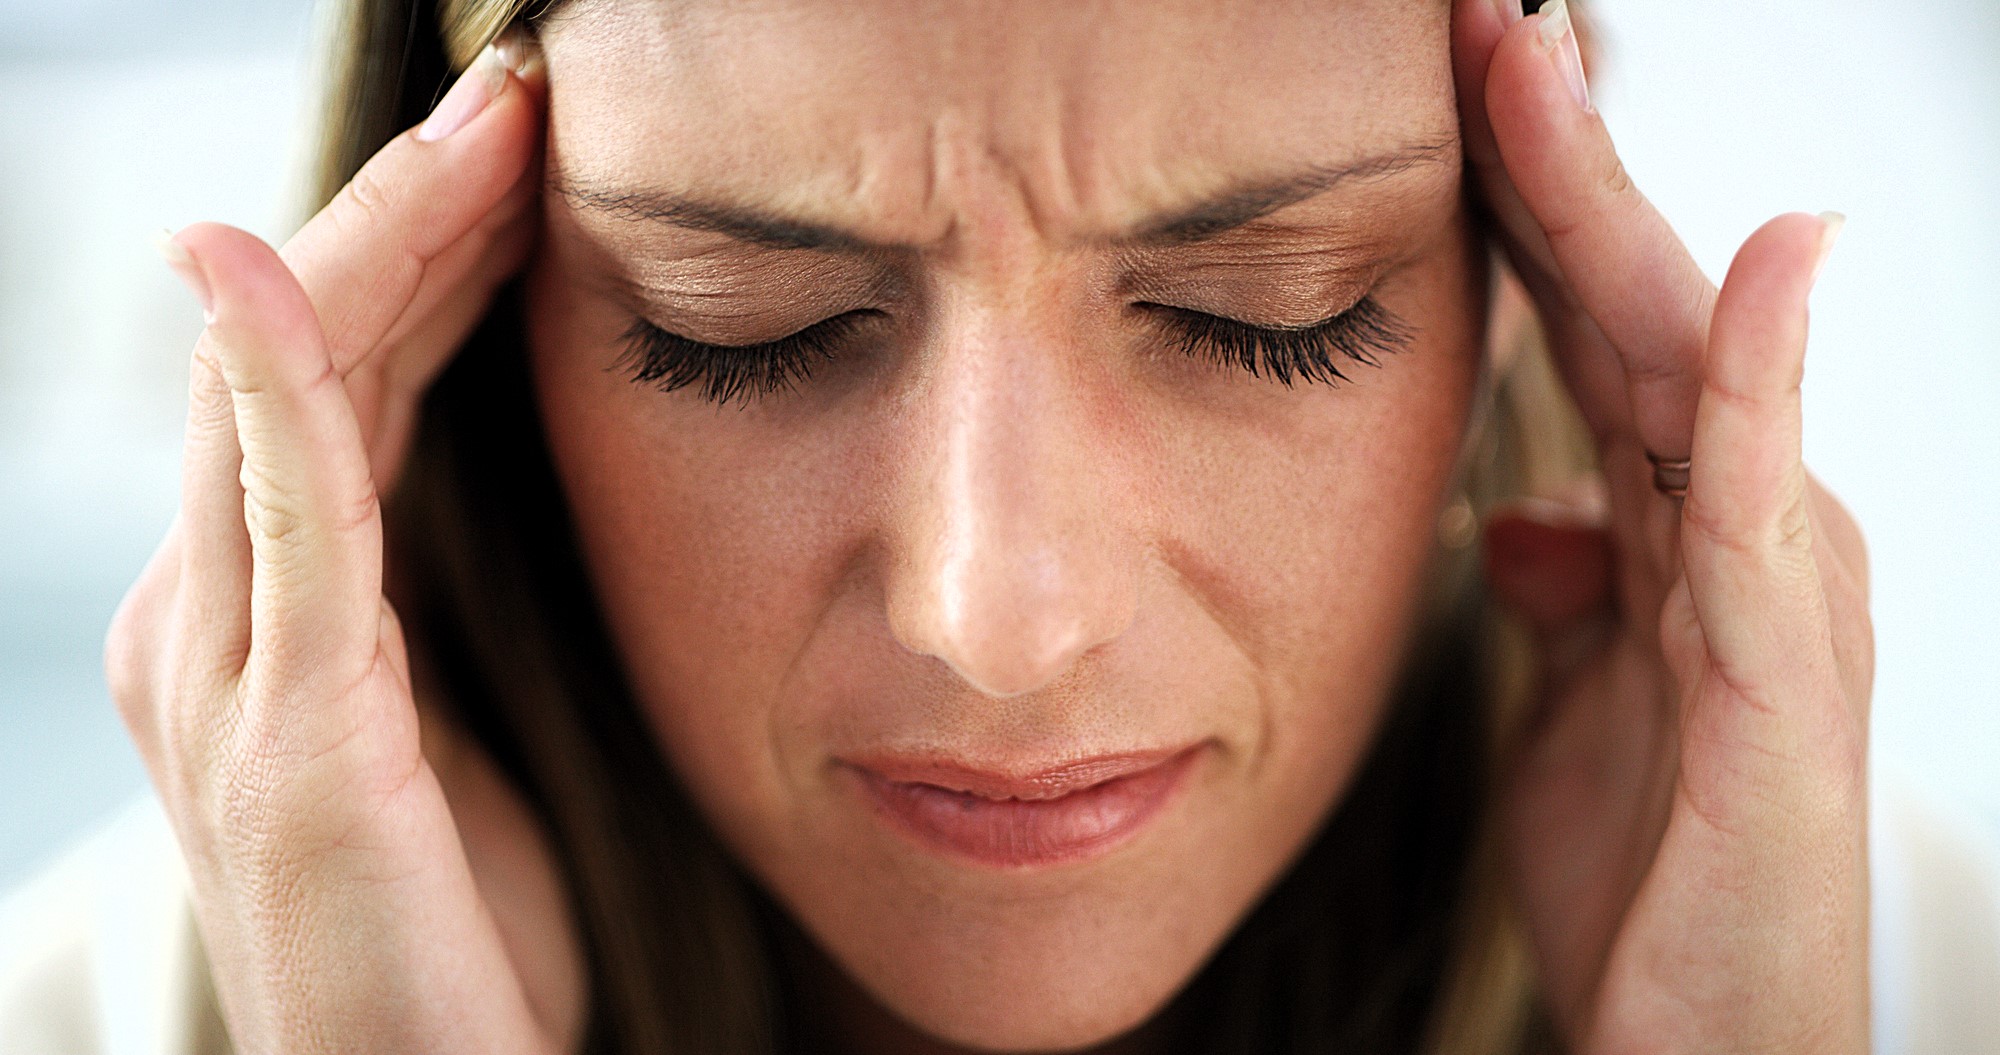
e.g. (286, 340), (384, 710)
(102, 33), (584, 1053)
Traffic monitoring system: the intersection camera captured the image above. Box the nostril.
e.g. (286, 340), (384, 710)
(926, 609), (1101, 699)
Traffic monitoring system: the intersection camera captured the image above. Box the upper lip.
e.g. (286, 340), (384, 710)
(843, 747), (1197, 802)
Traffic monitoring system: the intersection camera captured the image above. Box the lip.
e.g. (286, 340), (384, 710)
(842, 746), (1203, 869)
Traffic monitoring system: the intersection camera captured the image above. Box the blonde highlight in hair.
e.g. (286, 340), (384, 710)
(300, 1), (1599, 1051)
(437, 0), (537, 68)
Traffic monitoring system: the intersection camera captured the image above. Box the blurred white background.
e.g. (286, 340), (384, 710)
(1, 0), (1996, 891)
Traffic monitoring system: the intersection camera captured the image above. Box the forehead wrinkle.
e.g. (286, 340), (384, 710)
(538, 0), (1460, 256)
(550, 134), (1457, 269)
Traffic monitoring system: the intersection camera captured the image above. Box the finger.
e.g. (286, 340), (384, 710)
(371, 158), (539, 359)
(358, 165), (539, 486)
(1481, 0), (1718, 461)
(171, 223), (385, 698)
(1452, 0), (1544, 275)
(1681, 211), (1844, 697)
(279, 32), (543, 391)
(168, 286), (257, 681)
(1452, 0), (1659, 465)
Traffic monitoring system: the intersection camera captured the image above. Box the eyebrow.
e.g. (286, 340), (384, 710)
(549, 138), (1456, 252)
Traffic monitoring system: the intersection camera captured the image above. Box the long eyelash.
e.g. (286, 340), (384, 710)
(615, 313), (865, 407)
(1150, 296), (1415, 386)
(618, 296), (1411, 406)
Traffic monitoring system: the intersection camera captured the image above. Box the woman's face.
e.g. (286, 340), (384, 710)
(525, 0), (1483, 1047)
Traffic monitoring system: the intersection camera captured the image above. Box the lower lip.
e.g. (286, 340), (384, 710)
(848, 750), (1201, 869)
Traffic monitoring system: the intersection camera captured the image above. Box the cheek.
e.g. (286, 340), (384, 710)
(523, 266), (865, 834)
(1141, 237), (1487, 836)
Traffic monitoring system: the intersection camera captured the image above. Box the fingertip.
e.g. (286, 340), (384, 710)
(409, 24), (544, 159)
(1482, 0), (1608, 167)
(155, 227), (213, 322)
(1750, 210), (1833, 251)
(495, 24), (546, 92)
(175, 224), (326, 389)
(1724, 211), (1834, 315)
(477, 26), (548, 126)
(169, 221), (269, 267)
(1811, 211), (1846, 285)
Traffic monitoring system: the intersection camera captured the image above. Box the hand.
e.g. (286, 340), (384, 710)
(1452, 2), (1873, 1051)
(103, 33), (584, 1053)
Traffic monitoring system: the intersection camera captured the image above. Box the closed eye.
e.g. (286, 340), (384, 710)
(1138, 295), (1414, 386)
(612, 295), (1413, 407)
(613, 311), (879, 406)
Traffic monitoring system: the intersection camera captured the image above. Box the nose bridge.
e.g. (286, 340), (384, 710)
(883, 300), (1140, 699)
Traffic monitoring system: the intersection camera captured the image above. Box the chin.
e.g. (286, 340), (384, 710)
(784, 841), (1258, 1054)
(735, 738), (1339, 1053)
(849, 931), (1195, 1053)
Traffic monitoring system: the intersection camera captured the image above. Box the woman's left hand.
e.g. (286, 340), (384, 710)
(1451, 2), (1873, 1051)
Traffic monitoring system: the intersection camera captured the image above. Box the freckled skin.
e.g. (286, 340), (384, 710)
(524, 0), (1487, 1050)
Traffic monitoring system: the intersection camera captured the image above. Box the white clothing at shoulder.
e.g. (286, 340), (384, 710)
(3, 781), (1998, 1055)
(0, 796), (227, 1055)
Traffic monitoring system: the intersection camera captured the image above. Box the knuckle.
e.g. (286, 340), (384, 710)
(1681, 485), (1819, 572)
(1596, 151), (1636, 202)
(240, 466), (316, 552)
(104, 589), (160, 717)
(103, 543), (187, 720)
(1774, 499), (1816, 558)
(1678, 493), (1751, 556)
(1546, 155), (1642, 249)
(187, 343), (237, 416)
(335, 163), (396, 234)
(237, 463), (380, 559)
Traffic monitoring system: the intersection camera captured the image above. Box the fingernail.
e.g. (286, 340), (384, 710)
(1811, 211), (1847, 284)
(1490, 0), (1523, 29)
(492, 25), (541, 80)
(417, 42), (507, 142)
(1535, 0), (1592, 113)
(153, 228), (214, 323)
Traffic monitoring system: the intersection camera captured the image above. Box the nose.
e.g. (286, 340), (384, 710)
(882, 311), (1141, 698)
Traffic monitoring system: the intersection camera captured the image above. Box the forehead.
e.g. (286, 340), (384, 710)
(538, 0), (1456, 245)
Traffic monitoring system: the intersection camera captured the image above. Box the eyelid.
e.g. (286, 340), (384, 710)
(1131, 290), (1371, 333)
(633, 308), (876, 351)
(1116, 257), (1389, 318)
(596, 248), (908, 324)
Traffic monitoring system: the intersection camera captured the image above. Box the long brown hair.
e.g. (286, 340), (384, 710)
(311, 1), (1591, 1050)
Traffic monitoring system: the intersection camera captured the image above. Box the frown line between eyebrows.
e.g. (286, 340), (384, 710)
(547, 137), (1458, 254)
